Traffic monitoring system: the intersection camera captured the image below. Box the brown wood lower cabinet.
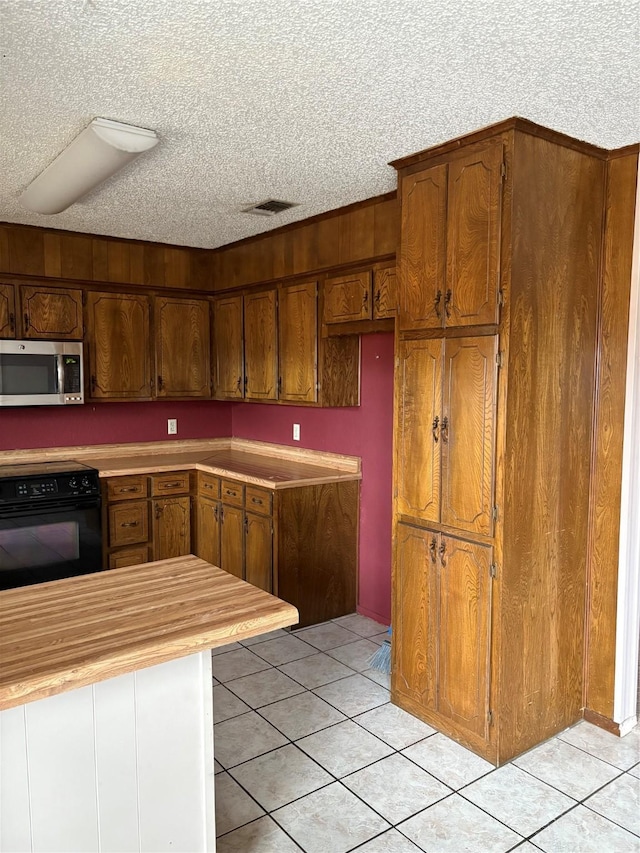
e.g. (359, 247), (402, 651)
(194, 473), (358, 627)
(392, 524), (492, 754)
(103, 473), (192, 567)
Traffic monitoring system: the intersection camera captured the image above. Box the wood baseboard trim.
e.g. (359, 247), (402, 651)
(583, 708), (621, 736)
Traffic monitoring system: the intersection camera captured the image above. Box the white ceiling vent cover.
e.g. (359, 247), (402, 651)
(243, 199), (299, 216)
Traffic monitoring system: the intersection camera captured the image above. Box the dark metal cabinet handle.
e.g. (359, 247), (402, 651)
(432, 415), (440, 443)
(363, 290), (369, 306)
(157, 375), (164, 390)
(374, 290), (381, 307)
(203, 482), (215, 490)
(244, 515), (249, 533)
(8, 312), (15, 332)
(161, 481), (182, 489)
(119, 487), (139, 493)
(155, 505), (164, 519)
(439, 539), (447, 567)
(251, 497), (263, 505)
(120, 520), (139, 528)
(444, 289), (452, 318)
(441, 416), (449, 444)
(434, 290), (442, 318)
(236, 376), (242, 391)
(429, 536), (437, 564)
(213, 505), (219, 520)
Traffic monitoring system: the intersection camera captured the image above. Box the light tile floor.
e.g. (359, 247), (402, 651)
(213, 614), (640, 853)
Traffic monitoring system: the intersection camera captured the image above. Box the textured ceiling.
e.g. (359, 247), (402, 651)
(1, 0), (639, 249)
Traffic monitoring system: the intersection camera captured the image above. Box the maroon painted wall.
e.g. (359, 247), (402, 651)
(0, 401), (232, 451)
(232, 333), (395, 625)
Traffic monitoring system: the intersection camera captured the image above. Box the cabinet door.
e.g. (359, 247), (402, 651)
(323, 271), (372, 323)
(373, 267), (397, 319)
(279, 281), (317, 403)
(20, 285), (83, 339)
(392, 524), (437, 709)
(399, 164), (447, 330)
(0, 284), (16, 338)
(196, 497), (221, 567)
(108, 546), (149, 569)
(441, 337), (496, 535)
(437, 534), (492, 741)
(220, 504), (244, 579)
(212, 295), (244, 399)
(245, 511), (273, 593)
(153, 496), (191, 560)
(155, 297), (210, 397)
(86, 292), (152, 399)
(244, 289), (278, 400)
(396, 339), (443, 523)
(446, 142), (503, 327)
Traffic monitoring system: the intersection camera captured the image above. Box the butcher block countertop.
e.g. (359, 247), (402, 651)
(0, 438), (362, 489)
(0, 556), (299, 711)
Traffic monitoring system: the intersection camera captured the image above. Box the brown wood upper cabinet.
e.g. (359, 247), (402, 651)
(85, 292), (152, 399)
(323, 265), (397, 325)
(278, 281), (318, 403)
(396, 336), (497, 536)
(0, 284), (16, 338)
(399, 141), (503, 330)
(212, 294), (244, 399)
(20, 285), (83, 339)
(154, 296), (211, 398)
(244, 289), (278, 400)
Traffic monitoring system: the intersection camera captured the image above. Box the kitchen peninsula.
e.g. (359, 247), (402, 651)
(0, 555), (298, 852)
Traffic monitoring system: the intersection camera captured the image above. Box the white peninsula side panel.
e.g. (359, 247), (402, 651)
(0, 650), (215, 853)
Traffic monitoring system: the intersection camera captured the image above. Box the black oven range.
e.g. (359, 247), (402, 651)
(0, 461), (102, 590)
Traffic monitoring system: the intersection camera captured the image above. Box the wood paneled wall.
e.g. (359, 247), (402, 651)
(209, 193), (398, 290)
(585, 151), (639, 719)
(0, 192), (398, 293)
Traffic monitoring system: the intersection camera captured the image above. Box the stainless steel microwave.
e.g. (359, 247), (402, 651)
(0, 340), (84, 406)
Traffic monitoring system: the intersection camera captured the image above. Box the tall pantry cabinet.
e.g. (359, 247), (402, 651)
(391, 119), (605, 764)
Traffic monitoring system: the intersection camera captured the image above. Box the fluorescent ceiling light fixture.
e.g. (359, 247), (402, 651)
(19, 118), (159, 214)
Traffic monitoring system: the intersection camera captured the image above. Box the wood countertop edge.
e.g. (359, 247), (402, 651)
(0, 604), (298, 711)
(0, 438), (361, 474)
(93, 460), (362, 486)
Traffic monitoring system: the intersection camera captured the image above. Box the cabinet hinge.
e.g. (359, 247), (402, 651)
(500, 161), (507, 182)
(490, 562), (497, 579)
(496, 351), (504, 368)
(492, 505), (499, 521)
(488, 709), (494, 725)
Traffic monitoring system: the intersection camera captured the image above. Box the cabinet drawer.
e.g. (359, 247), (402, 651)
(151, 471), (190, 496)
(198, 472), (220, 499)
(221, 479), (243, 507)
(108, 546), (149, 569)
(108, 501), (149, 547)
(106, 475), (148, 501)
(245, 485), (273, 516)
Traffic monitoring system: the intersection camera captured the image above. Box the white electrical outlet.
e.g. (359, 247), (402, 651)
(168, 418), (178, 435)
(293, 423), (301, 441)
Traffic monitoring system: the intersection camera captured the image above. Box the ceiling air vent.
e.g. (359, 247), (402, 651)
(243, 199), (299, 216)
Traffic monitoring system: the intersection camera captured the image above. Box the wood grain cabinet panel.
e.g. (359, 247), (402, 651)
(220, 503), (244, 580)
(437, 534), (492, 741)
(212, 295), (244, 399)
(245, 511), (273, 593)
(441, 337), (497, 536)
(323, 271), (372, 323)
(108, 546), (149, 569)
(392, 524), (437, 709)
(155, 296), (211, 397)
(195, 496), (221, 568)
(0, 284), (16, 338)
(244, 289), (278, 400)
(19, 285), (83, 339)
(106, 475), (148, 502)
(396, 339), (443, 524)
(373, 266), (397, 319)
(151, 471), (191, 497)
(279, 281), (318, 403)
(108, 501), (149, 548)
(152, 496), (191, 561)
(86, 292), (152, 399)
(399, 164), (447, 330)
(446, 142), (502, 327)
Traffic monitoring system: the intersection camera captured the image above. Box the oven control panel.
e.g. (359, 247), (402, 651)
(0, 468), (101, 505)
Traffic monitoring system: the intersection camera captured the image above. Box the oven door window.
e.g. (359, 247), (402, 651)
(0, 520), (79, 568)
(0, 353), (59, 396)
(0, 503), (102, 589)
